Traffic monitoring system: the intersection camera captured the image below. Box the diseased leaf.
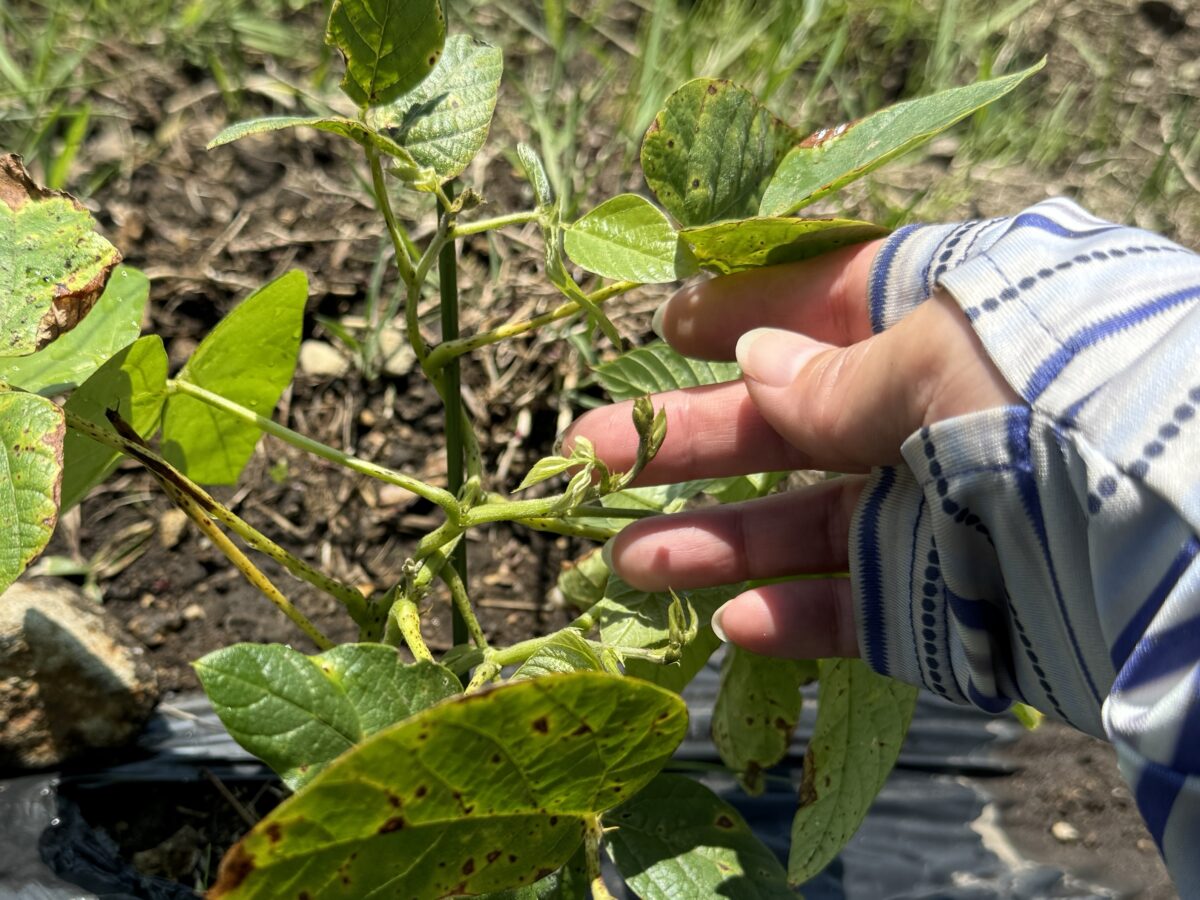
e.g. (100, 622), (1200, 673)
(564, 194), (694, 284)
(208, 116), (425, 175)
(210, 672), (687, 899)
(60, 335), (168, 510)
(367, 35), (503, 182)
(0, 154), (121, 357)
(605, 774), (793, 899)
(194, 643), (459, 790)
(325, 0), (447, 108)
(0, 265), (148, 395)
(161, 270), (306, 485)
(788, 659), (917, 885)
(592, 572), (738, 652)
(513, 630), (603, 679)
(477, 847), (589, 899)
(641, 79), (797, 227)
(0, 391), (64, 594)
(681, 217), (888, 275)
(713, 648), (816, 794)
(760, 61), (1045, 216)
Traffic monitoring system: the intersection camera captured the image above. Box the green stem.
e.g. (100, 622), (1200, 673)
(368, 150), (417, 290)
(437, 549), (487, 649)
(424, 280), (638, 372)
(516, 516), (616, 542)
(451, 209), (540, 237)
(585, 815), (616, 900)
(166, 380), (460, 518)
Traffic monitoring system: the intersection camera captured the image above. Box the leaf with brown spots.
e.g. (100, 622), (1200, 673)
(787, 659), (917, 886)
(0, 154), (121, 359)
(641, 79), (798, 227)
(760, 60), (1045, 216)
(0, 390), (64, 594)
(605, 774), (792, 899)
(712, 648), (816, 795)
(680, 216), (889, 276)
(210, 672), (686, 899)
(325, 0), (447, 108)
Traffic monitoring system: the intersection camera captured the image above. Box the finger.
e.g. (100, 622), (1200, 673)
(710, 580), (859, 659)
(657, 239), (884, 360)
(564, 381), (821, 484)
(735, 291), (1020, 470)
(608, 478), (865, 592)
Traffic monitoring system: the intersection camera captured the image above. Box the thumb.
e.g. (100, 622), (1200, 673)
(735, 293), (1011, 470)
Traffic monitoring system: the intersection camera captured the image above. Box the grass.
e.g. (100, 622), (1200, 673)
(1, 0), (1195, 237)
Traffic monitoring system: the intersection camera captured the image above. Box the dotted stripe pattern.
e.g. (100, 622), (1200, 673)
(961, 242), (1191, 323)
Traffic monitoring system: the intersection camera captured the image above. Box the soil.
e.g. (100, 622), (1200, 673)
(10, 0), (1200, 895)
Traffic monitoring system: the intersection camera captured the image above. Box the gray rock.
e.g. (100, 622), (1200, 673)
(298, 339), (351, 379)
(0, 579), (158, 768)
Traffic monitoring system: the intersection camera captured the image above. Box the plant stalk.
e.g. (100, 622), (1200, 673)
(166, 379), (460, 518)
(450, 209), (540, 237)
(439, 181), (470, 648)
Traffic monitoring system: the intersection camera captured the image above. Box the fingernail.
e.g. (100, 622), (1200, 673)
(650, 301), (668, 340)
(736, 328), (826, 388)
(710, 599), (731, 643)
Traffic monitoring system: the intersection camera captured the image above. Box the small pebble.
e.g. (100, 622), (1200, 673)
(1051, 821), (1080, 843)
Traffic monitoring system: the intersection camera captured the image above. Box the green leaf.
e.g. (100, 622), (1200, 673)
(594, 341), (739, 400)
(555, 547), (609, 612)
(605, 774), (793, 899)
(60, 335), (168, 510)
(210, 672), (687, 899)
(207, 116), (423, 171)
(517, 142), (554, 211)
(517, 455), (576, 491)
(641, 79), (798, 227)
(681, 217), (889, 276)
(161, 270), (306, 485)
(514, 630), (603, 679)
(0, 154), (122, 358)
(325, 0), (447, 108)
(194, 643), (459, 791)
(367, 34), (503, 182)
(593, 572), (738, 652)
(713, 649), (816, 795)
(788, 659), (917, 885)
(760, 61), (1046, 216)
(0, 391), (64, 593)
(564, 194), (693, 284)
(0, 265), (149, 395)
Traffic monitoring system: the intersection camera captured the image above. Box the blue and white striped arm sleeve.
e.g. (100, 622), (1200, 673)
(849, 198), (1200, 894)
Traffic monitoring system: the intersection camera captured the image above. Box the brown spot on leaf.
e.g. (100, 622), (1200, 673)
(549, 816), (559, 826)
(415, 785), (428, 798)
(209, 843), (256, 896)
(774, 716), (790, 730)
(508, 854), (518, 863)
(798, 118), (861, 149)
(531, 716), (549, 734)
(462, 858), (475, 875)
(535, 868), (554, 880)
(487, 850), (502, 864)
(491, 753), (502, 763)
(715, 815), (735, 829)
(299, 893), (311, 900)
(388, 793), (401, 808)
(378, 816), (406, 833)
(265, 823), (283, 844)
(706, 83), (719, 95)
(571, 723), (591, 736)
(691, 178), (700, 188)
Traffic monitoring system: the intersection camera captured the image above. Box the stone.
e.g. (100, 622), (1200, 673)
(1051, 820), (1080, 844)
(379, 326), (416, 377)
(298, 339), (351, 379)
(0, 579), (158, 769)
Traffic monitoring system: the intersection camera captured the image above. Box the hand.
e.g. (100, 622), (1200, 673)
(565, 240), (1021, 659)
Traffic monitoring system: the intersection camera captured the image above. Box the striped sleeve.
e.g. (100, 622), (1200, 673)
(848, 198), (1200, 894)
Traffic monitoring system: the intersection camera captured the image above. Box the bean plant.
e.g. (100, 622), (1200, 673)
(0, 2), (1042, 896)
